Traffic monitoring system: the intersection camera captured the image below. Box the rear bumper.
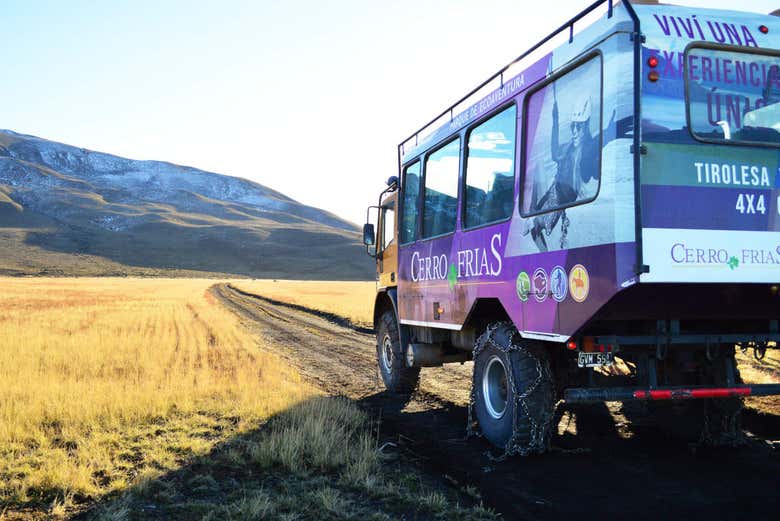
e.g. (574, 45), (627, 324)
(597, 332), (780, 347)
(565, 384), (780, 403)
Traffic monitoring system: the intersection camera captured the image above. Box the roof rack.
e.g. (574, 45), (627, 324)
(398, 0), (637, 159)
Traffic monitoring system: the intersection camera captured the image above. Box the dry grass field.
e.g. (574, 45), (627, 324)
(3, 277), (774, 519)
(0, 278), (495, 520)
(0, 278), (316, 518)
(233, 280), (375, 328)
(736, 347), (780, 416)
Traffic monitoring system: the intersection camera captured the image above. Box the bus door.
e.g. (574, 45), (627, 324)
(378, 193), (398, 288)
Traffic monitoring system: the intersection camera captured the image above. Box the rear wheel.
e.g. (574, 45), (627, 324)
(471, 323), (555, 454)
(701, 348), (744, 445)
(376, 309), (420, 394)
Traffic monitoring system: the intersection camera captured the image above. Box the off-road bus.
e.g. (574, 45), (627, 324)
(363, 0), (780, 455)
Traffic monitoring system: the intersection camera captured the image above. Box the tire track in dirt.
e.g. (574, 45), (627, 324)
(213, 283), (382, 399)
(213, 283), (780, 521)
(214, 283), (471, 405)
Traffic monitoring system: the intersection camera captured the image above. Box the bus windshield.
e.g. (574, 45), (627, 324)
(687, 46), (780, 146)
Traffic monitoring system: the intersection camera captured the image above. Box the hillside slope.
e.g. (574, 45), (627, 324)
(0, 130), (372, 279)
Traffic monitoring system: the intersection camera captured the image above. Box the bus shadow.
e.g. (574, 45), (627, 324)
(75, 392), (780, 520)
(357, 390), (780, 520)
(73, 394), (478, 520)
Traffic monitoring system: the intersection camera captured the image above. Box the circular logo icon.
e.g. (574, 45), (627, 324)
(550, 266), (568, 302)
(516, 271), (531, 302)
(532, 268), (548, 302)
(568, 264), (590, 303)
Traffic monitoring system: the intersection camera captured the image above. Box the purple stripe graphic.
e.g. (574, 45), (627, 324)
(641, 185), (778, 231)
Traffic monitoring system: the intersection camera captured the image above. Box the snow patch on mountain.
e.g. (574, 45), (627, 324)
(0, 129), (356, 232)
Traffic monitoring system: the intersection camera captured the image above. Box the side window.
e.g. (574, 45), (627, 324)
(400, 161), (420, 244)
(521, 55), (602, 216)
(464, 105), (517, 228)
(422, 138), (460, 238)
(382, 204), (394, 250)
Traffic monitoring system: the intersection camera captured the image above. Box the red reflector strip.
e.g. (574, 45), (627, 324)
(633, 388), (752, 400)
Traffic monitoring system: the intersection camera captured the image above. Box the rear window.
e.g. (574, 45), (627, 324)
(686, 45), (780, 146)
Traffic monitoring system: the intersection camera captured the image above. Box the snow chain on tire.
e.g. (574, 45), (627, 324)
(699, 350), (746, 448)
(467, 322), (555, 460)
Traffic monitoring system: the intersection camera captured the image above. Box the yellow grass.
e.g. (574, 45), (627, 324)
(233, 279), (376, 328)
(736, 347), (780, 415)
(0, 278), (315, 517)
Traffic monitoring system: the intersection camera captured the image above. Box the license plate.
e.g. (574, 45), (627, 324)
(578, 352), (615, 368)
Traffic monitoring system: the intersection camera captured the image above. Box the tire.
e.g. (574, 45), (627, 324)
(702, 348), (744, 444)
(376, 309), (420, 394)
(472, 323), (555, 453)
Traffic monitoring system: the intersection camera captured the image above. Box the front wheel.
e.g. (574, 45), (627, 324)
(376, 309), (420, 394)
(471, 323), (555, 454)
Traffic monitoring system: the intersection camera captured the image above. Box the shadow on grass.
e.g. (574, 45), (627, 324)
(35, 389), (780, 521)
(743, 406), (780, 438)
(73, 395), (494, 521)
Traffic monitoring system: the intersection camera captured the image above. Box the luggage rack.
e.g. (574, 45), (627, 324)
(397, 0), (636, 159)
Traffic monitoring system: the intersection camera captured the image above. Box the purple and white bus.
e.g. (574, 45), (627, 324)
(363, 0), (780, 455)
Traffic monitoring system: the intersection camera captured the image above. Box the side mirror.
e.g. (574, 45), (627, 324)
(363, 223), (375, 246)
(386, 175), (398, 188)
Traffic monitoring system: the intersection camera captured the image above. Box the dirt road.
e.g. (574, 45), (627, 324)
(214, 283), (780, 520)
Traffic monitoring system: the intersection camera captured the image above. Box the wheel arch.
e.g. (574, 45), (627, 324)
(373, 288), (398, 331)
(462, 298), (513, 340)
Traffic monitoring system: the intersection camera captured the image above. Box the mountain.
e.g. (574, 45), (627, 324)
(0, 130), (373, 279)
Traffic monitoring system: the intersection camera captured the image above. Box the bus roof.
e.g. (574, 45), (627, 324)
(398, 0), (776, 164)
(399, 0), (637, 162)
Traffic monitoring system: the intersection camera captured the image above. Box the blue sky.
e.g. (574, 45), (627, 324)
(2, 0), (777, 225)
